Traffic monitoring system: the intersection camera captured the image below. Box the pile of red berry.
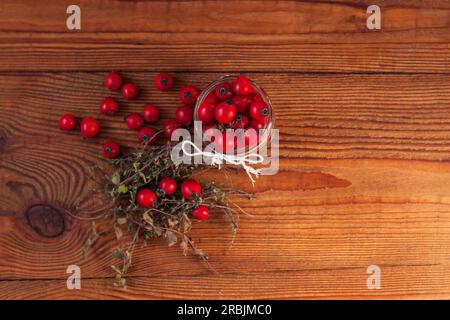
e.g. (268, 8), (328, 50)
(197, 75), (271, 153)
(58, 71), (216, 220)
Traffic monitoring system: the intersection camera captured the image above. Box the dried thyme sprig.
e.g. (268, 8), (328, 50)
(100, 144), (251, 286)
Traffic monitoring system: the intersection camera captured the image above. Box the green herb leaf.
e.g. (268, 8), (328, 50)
(118, 185), (128, 193)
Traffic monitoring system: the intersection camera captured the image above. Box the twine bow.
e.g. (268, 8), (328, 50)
(181, 140), (264, 184)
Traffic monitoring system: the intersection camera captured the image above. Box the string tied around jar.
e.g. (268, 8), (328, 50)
(181, 140), (264, 184)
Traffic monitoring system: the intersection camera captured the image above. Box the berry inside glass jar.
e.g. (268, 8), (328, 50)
(194, 75), (273, 156)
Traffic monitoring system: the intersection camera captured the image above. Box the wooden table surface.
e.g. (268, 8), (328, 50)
(1, 0), (450, 300)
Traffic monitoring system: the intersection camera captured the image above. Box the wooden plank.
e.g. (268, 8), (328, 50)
(2, 72), (450, 299)
(0, 1), (449, 72)
(2, 265), (450, 299)
(2, 72), (450, 160)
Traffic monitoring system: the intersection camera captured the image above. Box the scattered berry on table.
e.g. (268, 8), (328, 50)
(142, 104), (160, 124)
(101, 140), (121, 159)
(137, 127), (157, 144)
(162, 119), (182, 138)
(99, 97), (119, 116)
(105, 71), (123, 91)
(59, 114), (77, 131)
(193, 205), (209, 220)
(125, 113), (144, 131)
(175, 105), (194, 126)
(80, 117), (100, 138)
(179, 85), (199, 105)
(122, 83), (140, 100)
(154, 73), (174, 91)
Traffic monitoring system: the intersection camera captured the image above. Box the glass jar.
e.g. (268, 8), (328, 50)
(193, 74), (274, 157)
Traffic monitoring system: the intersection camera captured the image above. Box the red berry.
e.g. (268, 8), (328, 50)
(179, 85), (199, 105)
(101, 140), (121, 159)
(162, 119), (182, 138)
(80, 117), (100, 138)
(59, 114), (77, 131)
(158, 177), (177, 195)
(204, 126), (221, 144)
(252, 93), (264, 102)
(138, 127), (156, 144)
(197, 101), (216, 124)
(232, 75), (254, 96)
(203, 123), (217, 133)
(215, 131), (237, 154)
(215, 82), (233, 100)
(137, 189), (157, 208)
(99, 97), (119, 116)
(143, 104), (160, 124)
(233, 114), (249, 129)
(249, 101), (269, 121)
(175, 105), (194, 126)
(155, 72), (174, 91)
(214, 100), (237, 125)
(249, 118), (266, 130)
(181, 179), (201, 200)
(244, 128), (259, 148)
(204, 91), (219, 105)
(122, 83), (139, 100)
(193, 205), (209, 220)
(125, 113), (144, 131)
(105, 71), (122, 91)
(232, 95), (253, 114)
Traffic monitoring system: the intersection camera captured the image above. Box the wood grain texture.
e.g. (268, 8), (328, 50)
(1, 0), (450, 300)
(0, 0), (449, 72)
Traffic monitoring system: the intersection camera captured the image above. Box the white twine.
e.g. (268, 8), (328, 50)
(181, 140), (264, 184)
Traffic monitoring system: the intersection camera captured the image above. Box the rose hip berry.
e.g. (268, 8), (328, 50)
(154, 73), (174, 91)
(175, 105), (194, 126)
(143, 104), (160, 124)
(232, 75), (254, 96)
(105, 71), (123, 91)
(158, 177), (177, 195)
(179, 85), (199, 105)
(232, 95), (253, 114)
(136, 189), (157, 208)
(122, 83), (140, 100)
(249, 100), (269, 121)
(181, 179), (201, 200)
(99, 97), (119, 116)
(138, 127), (156, 144)
(233, 114), (249, 129)
(204, 91), (219, 105)
(197, 101), (216, 124)
(80, 117), (100, 138)
(193, 205), (209, 220)
(249, 118), (266, 130)
(125, 113), (144, 131)
(214, 131), (237, 154)
(244, 128), (259, 147)
(162, 119), (182, 138)
(215, 100), (237, 124)
(59, 114), (77, 131)
(252, 93), (264, 102)
(101, 140), (121, 159)
(215, 82), (233, 100)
